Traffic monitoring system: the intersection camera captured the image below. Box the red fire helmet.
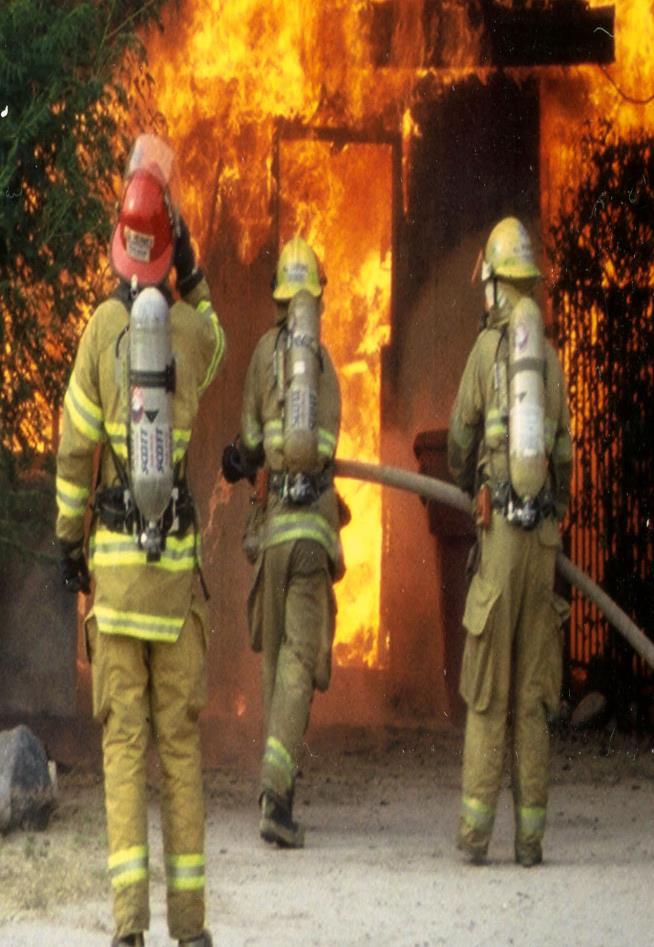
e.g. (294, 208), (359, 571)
(110, 167), (175, 286)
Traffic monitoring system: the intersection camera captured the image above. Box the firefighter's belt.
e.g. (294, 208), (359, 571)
(489, 481), (555, 532)
(93, 484), (195, 536)
(268, 468), (333, 506)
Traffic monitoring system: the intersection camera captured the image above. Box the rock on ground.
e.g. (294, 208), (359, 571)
(0, 725), (54, 834)
(0, 724), (653, 946)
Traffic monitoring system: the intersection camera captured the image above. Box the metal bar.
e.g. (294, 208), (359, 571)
(334, 458), (654, 671)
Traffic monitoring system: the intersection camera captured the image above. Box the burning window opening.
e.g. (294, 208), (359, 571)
(278, 134), (393, 669)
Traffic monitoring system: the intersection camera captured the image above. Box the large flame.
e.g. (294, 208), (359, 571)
(145, 1), (408, 667)
(144, 1), (428, 261)
(279, 138), (392, 667)
(541, 0), (654, 230)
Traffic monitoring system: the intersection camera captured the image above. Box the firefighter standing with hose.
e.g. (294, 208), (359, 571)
(222, 235), (345, 848)
(55, 135), (225, 947)
(447, 217), (573, 867)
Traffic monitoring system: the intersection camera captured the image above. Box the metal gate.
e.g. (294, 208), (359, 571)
(550, 131), (654, 698)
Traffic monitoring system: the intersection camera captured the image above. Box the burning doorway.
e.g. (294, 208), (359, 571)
(275, 128), (395, 671)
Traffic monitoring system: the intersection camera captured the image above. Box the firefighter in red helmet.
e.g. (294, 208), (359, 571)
(56, 134), (224, 946)
(110, 166), (175, 287)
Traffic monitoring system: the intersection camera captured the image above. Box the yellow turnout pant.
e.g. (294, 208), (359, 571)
(458, 512), (566, 854)
(250, 539), (335, 802)
(87, 598), (208, 940)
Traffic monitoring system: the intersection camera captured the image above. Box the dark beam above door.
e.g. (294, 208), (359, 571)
(368, 1), (615, 69)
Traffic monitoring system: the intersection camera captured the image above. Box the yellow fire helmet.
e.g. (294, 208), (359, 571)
(272, 235), (324, 301)
(481, 217), (542, 282)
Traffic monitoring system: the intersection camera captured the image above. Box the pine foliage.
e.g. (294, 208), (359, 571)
(0, 0), (168, 454)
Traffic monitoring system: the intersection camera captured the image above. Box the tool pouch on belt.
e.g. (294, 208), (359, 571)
(460, 573), (502, 713)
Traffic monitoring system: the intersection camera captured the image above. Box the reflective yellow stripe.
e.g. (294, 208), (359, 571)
(166, 853), (205, 892)
(94, 604), (183, 642)
(263, 419), (283, 451)
(317, 427), (336, 458)
(173, 428), (191, 462)
(485, 409), (507, 441)
(242, 419), (263, 451)
(56, 475), (89, 517)
(65, 374), (103, 442)
(263, 736), (295, 791)
(461, 795), (495, 833)
(516, 805), (546, 836)
(199, 310), (226, 394)
(108, 845), (148, 890)
(104, 421), (128, 460)
(90, 529), (196, 573)
(263, 512), (339, 561)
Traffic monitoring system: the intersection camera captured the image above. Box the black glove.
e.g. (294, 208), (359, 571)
(174, 215), (203, 295)
(222, 443), (248, 484)
(59, 539), (91, 595)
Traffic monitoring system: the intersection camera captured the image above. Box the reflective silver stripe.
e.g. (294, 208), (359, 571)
(94, 604), (183, 642)
(166, 853), (205, 892)
(65, 374), (103, 442)
(199, 308), (226, 394)
(263, 512), (339, 561)
(108, 845), (148, 890)
(90, 530), (196, 572)
(56, 475), (89, 517)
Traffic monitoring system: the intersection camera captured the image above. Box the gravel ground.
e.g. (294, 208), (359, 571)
(1, 724), (653, 946)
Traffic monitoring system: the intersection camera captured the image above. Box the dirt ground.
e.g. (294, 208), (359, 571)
(1, 722), (653, 947)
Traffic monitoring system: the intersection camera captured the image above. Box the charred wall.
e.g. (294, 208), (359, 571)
(381, 73), (541, 718)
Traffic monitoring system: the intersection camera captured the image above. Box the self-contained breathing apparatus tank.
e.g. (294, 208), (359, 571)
(508, 296), (547, 504)
(128, 286), (176, 560)
(282, 289), (321, 475)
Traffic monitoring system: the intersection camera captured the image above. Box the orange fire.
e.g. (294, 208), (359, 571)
(143, 0), (652, 673)
(541, 0), (654, 230)
(145, 1), (415, 667)
(279, 138), (392, 667)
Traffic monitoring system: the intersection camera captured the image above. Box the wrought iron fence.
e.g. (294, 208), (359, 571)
(550, 125), (654, 701)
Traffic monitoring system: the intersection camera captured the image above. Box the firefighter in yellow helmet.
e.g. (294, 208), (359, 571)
(222, 235), (345, 848)
(55, 136), (225, 946)
(447, 217), (572, 867)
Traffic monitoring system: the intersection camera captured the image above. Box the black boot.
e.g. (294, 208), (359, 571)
(111, 935), (144, 947)
(259, 791), (305, 848)
(179, 932), (213, 946)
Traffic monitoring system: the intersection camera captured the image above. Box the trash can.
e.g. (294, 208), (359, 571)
(413, 429), (475, 723)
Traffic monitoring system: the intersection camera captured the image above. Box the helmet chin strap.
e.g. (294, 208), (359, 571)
(485, 278), (513, 316)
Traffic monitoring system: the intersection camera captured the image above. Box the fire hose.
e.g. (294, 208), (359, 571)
(334, 458), (654, 672)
